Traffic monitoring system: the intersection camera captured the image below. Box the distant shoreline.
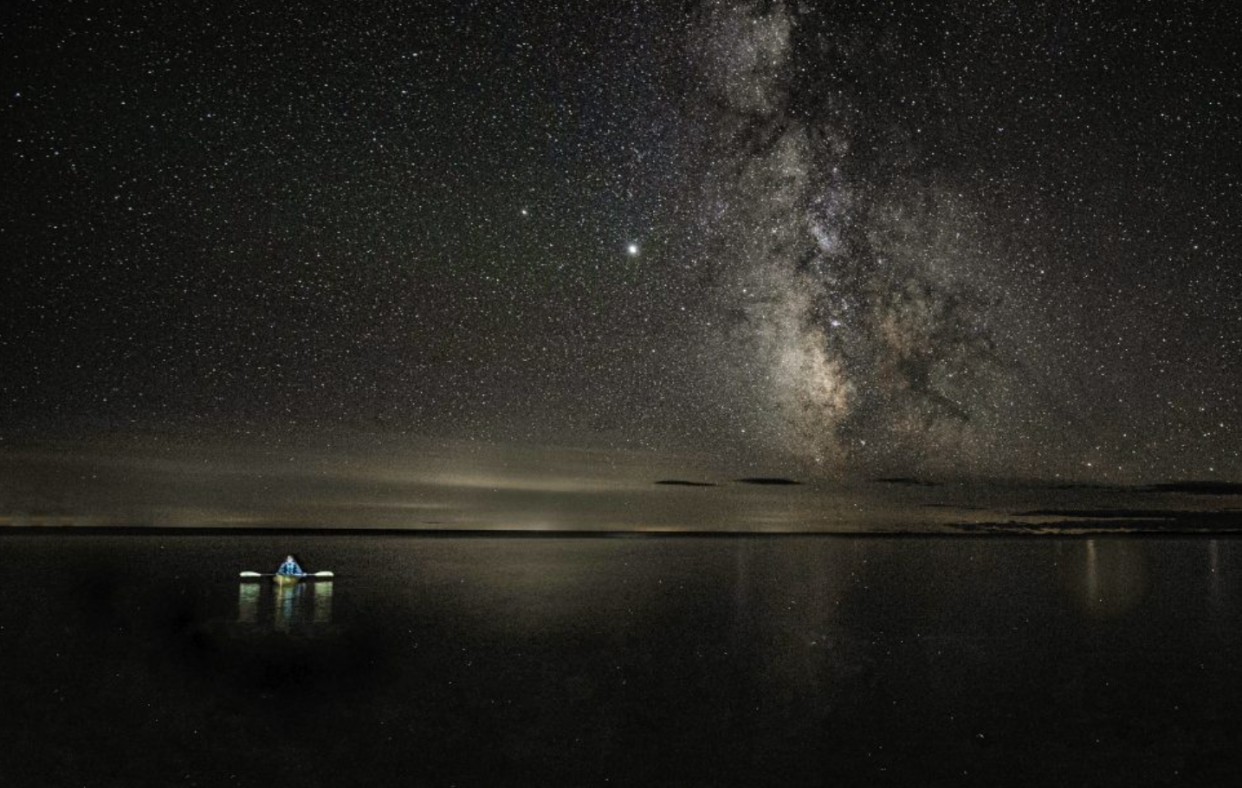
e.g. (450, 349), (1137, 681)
(5, 523), (1242, 537)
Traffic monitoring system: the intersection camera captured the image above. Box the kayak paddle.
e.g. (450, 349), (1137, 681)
(239, 571), (335, 578)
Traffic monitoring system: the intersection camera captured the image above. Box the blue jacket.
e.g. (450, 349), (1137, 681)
(277, 558), (304, 576)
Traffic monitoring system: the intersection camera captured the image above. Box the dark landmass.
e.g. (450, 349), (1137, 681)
(1042, 480), (1242, 495)
(734, 478), (802, 486)
(3, 526), (817, 538)
(654, 480), (718, 487)
(954, 522), (1242, 534)
(1143, 481), (1242, 496)
(955, 509), (1242, 534)
(0, 526), (791, 538)
(1016, 509), (1207, 519)
(0, 525), (932, 538)
(874, 477), (943, 487)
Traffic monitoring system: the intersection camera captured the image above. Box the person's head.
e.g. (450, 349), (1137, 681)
(286, 555), (295, 562)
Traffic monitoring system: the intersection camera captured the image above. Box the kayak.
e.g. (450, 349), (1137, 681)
(239, 570), (333, 581)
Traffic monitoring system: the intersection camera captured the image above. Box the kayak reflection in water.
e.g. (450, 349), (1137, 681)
(277, 555), (305, 577)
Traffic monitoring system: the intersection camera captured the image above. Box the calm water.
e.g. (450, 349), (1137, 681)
(2, 534), (1241, 786)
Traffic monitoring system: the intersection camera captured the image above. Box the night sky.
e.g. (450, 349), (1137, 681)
(3, 0), (1240, 482)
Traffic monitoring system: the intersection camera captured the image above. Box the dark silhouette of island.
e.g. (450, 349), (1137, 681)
(1143, 481), (1242, 495)
(957, 509), (1242, 533)
(654, 480), (718, 487)
(1017, 509), (1212, 519)
(1043, 480), (1242, 495)
(874, 477), (942, 487)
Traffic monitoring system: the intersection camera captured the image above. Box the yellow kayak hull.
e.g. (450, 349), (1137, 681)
(273, 573), (301, 587)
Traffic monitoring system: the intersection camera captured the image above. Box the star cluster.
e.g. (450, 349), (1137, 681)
(1, 0), (1239, 481)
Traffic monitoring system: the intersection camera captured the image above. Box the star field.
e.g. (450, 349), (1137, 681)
(1, 0), (1239, 482)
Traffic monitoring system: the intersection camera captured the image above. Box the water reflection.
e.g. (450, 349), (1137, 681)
(1208, 539), (1228, 618)
(274, 583), (303, 632)
(314, 581), (333, 625)
(234, 580), (334, 633)
(1070, 538), (1149, 618)
(237, 582), (261, 624)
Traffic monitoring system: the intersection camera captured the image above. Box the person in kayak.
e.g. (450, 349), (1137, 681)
(277, 555), (305, 577)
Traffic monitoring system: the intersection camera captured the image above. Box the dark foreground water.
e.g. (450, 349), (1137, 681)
(2, 535), (1241, 787)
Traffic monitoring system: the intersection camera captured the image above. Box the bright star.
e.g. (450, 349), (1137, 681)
(627, 243), (639, 256)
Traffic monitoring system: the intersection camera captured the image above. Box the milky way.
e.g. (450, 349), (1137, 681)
(678, 0), (1241, 478)
(685, 1), (1034, 474)
(2, 0), (1240, 482)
